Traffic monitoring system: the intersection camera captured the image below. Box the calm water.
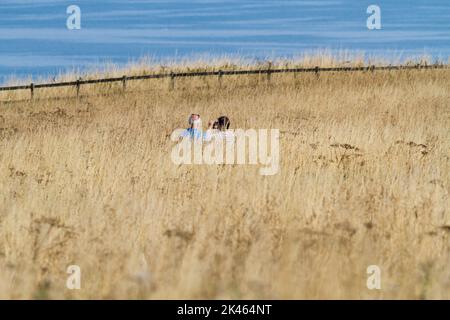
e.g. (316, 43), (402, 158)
(0, 0), (449, 83)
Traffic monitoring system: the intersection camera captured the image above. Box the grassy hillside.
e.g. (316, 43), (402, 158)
(0, 58), (449, 299)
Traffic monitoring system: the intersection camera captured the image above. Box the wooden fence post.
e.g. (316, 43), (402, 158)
(76, 78), (81, 98)
(122, 75), (127, 92)
(218, 70), (223, 88)
(169, 73), (175, 91)
(267, 62), (272, 83)
(30, 83), (34, 100)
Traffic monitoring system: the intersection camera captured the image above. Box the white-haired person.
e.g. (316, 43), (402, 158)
(180, 113), (204, 140)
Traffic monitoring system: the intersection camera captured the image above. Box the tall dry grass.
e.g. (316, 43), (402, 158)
(0, 58), (449, 299)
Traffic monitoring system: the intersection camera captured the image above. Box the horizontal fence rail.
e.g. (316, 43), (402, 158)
(0, 63), (447, 100)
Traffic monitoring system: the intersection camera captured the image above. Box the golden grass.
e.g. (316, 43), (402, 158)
(0, 58), (449, 299)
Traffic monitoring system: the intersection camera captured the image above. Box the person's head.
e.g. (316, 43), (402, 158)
(214, 116), (230, 131)
(189, 114), (202, 130)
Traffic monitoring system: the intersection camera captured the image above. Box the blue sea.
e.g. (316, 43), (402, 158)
(0, 0), (449, 84)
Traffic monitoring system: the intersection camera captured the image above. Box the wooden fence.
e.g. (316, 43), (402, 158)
(0, 63), (447, 101)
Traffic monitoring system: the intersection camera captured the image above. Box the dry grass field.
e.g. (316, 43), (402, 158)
(0, 57), (449, 299)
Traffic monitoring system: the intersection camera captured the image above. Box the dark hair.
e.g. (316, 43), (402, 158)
(216, 116), (230, 131)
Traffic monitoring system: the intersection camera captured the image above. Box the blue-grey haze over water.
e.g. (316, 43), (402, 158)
(0, 0), (449, 84)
